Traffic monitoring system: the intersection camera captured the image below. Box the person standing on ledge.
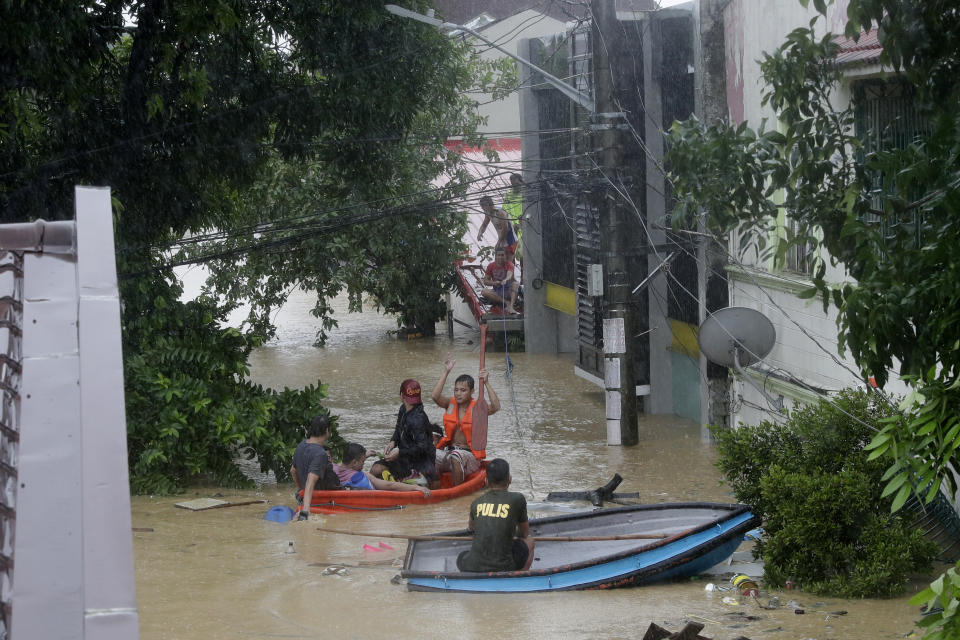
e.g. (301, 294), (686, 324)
(477, 195), (517, 263)
(502, 173), (524, 268)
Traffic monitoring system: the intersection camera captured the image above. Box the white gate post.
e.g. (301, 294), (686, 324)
(76, 187), (138, 639)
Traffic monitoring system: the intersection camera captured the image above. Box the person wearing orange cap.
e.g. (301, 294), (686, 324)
(370, 379), (437, 483)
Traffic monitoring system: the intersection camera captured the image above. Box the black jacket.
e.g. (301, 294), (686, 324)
(390, 403), (436, 477)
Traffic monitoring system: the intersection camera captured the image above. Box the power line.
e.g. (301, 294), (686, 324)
(592, 164), (894, 432)
(124, 172), (595, 276)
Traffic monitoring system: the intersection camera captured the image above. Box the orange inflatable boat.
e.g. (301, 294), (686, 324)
(297, 464), (487, 514)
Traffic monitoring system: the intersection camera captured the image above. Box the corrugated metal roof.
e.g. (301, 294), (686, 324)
(835, 28), (882, 67)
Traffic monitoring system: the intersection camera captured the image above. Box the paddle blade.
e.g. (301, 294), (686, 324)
(472, 397), (488, 452)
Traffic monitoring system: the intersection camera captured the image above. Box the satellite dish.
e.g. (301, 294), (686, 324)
(698, 307), (783, 410)
(698, 307), (776, 368)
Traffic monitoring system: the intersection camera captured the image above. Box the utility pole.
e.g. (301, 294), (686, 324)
(592, 0), (638, 446)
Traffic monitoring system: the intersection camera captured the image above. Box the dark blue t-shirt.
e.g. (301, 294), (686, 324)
(292, 441), (340, 491)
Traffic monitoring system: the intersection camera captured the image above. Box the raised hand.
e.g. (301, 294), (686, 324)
(444, 352), (456, 372)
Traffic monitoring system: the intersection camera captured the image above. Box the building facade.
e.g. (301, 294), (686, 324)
(715, 0), (913, 429)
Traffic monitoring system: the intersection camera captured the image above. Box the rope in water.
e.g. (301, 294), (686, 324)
(493, 307), (537, 497)
(307, 502), (404, 512)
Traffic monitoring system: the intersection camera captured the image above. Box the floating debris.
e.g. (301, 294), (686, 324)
(174, 497), (267, 511)
(320, 565), (348, 576)
(731, 573), (759, 596)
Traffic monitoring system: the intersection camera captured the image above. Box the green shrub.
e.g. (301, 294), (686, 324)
(712, 389), (937, 597)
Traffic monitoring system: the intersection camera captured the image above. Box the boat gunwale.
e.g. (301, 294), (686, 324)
(401, 502), (754, 581)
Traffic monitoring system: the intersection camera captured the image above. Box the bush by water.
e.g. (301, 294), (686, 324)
(712, 389), (936, 597)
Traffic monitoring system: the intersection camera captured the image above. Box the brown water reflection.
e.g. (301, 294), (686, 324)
(132, 292), (927, 639)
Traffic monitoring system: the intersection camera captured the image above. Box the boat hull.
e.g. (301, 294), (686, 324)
(402, 502), (758, 592)
(301, 466), (487, 514)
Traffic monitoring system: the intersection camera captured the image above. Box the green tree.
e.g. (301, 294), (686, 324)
(666, 0), (959, 631)
(1, 1), (504, 492)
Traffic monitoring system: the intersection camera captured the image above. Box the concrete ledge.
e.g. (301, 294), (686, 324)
(574, 365), (651, 395)
(736, 366), (825, 405)
(726, 263), (813, 296)
(482, 314), (524, 332)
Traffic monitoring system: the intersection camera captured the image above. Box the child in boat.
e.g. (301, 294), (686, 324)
(333, 443), (431, 496)
(431, 353), (501, 486)
(456, 458), (534, 572)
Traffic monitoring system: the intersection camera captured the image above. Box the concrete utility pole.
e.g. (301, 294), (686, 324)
(591, 0), (638, 446)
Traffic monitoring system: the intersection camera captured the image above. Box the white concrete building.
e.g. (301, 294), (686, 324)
(715, 0), (912, 428)
(467, 9), (568, 137)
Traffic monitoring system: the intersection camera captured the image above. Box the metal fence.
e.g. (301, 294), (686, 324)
(0, 251), (22, 639)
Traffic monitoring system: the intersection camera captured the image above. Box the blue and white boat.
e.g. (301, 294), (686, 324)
(401, 502), (758, 592)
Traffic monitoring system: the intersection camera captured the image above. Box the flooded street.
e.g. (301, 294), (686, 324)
(132, 290), (929, 639)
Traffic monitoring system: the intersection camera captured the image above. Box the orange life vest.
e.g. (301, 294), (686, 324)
(438, 398), (485, 459)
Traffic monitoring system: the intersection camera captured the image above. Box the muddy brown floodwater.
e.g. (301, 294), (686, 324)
(132, 290), (932, 639)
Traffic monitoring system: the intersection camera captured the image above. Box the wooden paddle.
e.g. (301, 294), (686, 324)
(315, 525), (669, 543)
(471, 323), (489, 451)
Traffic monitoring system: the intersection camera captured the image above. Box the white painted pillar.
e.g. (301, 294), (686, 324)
(7, 188), (138, 639)
(75, 187), (139, 639)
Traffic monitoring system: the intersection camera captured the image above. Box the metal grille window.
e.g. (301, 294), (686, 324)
(530, 24), (602, 375)
(783, 218), (815, 275)
(569, 26), (593, 105)
(854, 79), (931, 246)
(0, 252), (22, 638)
(575, 201), (604, 375)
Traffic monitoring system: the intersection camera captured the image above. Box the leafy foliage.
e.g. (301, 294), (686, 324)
(712, 390), (936, 597)
(910, 565), (960, 640)
(866, 373), (960, 512)
(1, 2), (502, 492)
